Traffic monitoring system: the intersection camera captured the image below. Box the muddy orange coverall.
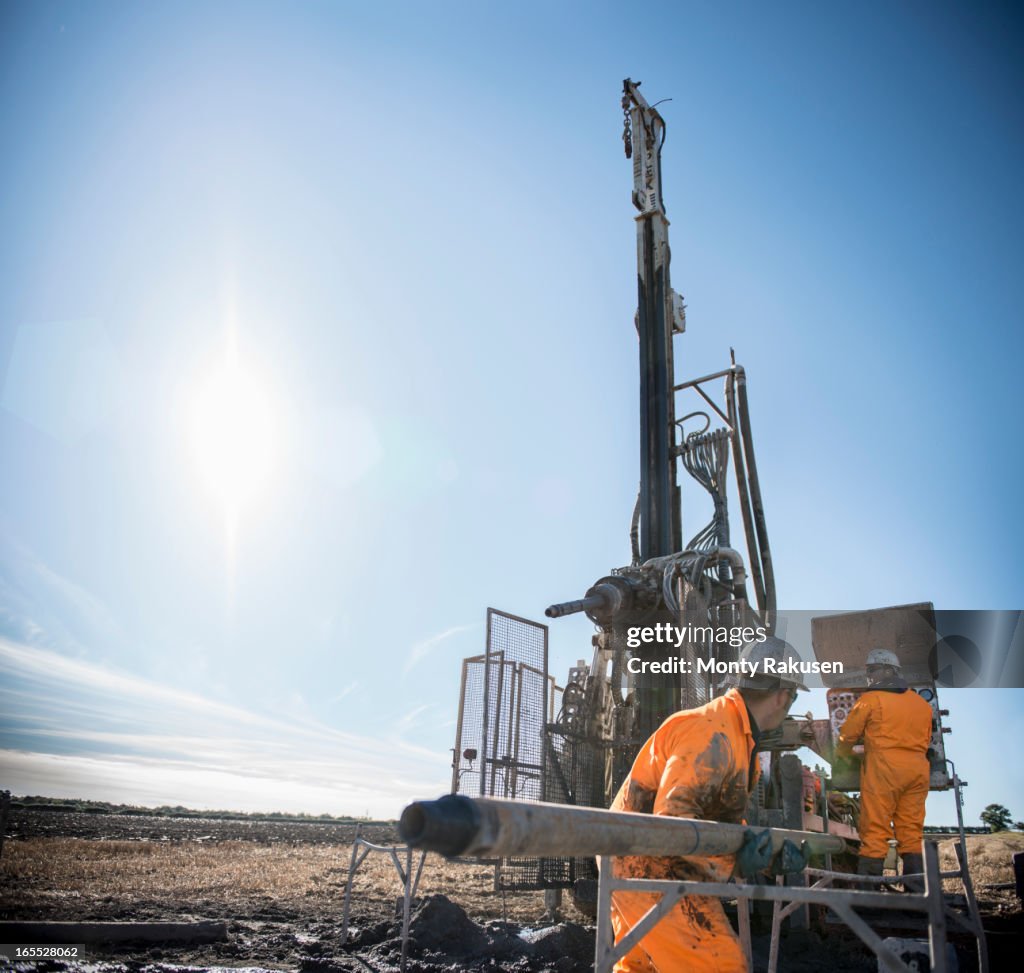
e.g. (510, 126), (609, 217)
(608, 688), (758, 973)
(837, 688), (933, 859)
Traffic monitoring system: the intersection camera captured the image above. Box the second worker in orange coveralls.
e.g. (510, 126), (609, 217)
(836, 648), (933, 882)
(609, 637), (810, 973)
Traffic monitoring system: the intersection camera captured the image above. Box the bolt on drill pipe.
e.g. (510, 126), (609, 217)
(400, 795), (845, 859)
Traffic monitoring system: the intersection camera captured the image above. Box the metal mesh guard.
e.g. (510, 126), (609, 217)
(452, 608), (571, 890)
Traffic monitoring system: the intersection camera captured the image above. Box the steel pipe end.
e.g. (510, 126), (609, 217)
(399, 794), (481, 857)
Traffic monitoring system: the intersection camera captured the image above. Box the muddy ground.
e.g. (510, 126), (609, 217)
(1, 809), (1020, 971)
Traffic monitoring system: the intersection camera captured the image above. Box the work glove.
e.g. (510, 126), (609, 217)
(734, 828), (773, 878)
(770, 839), (810, 876)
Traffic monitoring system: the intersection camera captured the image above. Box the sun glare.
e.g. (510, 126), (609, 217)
(190, 357), (278, 511)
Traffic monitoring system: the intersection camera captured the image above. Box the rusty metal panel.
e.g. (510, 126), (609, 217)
(811, 603), (936, 687)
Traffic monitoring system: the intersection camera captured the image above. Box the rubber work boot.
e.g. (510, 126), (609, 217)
(901, 852), (925, 893)
(857, 856), (885, 877)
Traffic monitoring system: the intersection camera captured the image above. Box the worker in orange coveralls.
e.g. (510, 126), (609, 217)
(608, 637), (810, 973)
(836, 648), (933, 881)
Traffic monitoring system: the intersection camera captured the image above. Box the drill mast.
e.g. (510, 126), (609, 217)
(545, 79), (776, 800)
(623, 78), (686, 561)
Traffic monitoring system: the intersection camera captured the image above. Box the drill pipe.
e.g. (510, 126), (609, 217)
(400, 795), (846, 859)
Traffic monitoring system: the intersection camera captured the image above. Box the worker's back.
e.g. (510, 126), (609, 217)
(851, 688), (932, 756)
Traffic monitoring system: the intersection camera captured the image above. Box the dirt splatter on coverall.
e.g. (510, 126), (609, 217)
(837, 688), (933, 858)
(608, 688), (758, 973)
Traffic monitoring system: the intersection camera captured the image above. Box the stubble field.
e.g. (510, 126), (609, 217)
(2, 809), (1021, 972)
(0, 809), (589, 972)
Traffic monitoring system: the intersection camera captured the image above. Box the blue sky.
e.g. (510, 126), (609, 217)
(1, 2), (1022, 822)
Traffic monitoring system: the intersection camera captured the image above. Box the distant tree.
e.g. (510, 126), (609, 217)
(980, 803), (1012, 832)
(1015, 821), (1024, 831)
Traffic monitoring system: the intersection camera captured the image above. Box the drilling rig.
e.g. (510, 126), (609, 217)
(542, 79), (780, 815)
(448, 80), (954, 905)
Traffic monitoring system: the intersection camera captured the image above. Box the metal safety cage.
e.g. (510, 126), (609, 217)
(541, 724), (623, 891)
(451, 609), (566, 890)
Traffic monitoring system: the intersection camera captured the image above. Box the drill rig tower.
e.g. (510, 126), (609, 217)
(544, 79), (777, 807)
(450, 80), (954, 905)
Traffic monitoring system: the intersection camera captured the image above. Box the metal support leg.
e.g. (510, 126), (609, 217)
(954, 839), (989, 973)
(596, 869), (925, 973)
(340, 824), (362, 944)
(779, 754), (809, 929)
(737, 895), (751, 971)
(594, 856), (616, 973)
(543, 888), (563, 922)
(767, 876), (784, 973)
(400, 845), (413, 973)
(393, 843), (427, 973)
(340, 829), (426, 973)
(924, 841), (949, 973)
(769, 873), (835, 973)
(818, 770), (833, 874)
(830, 901), (914, 973)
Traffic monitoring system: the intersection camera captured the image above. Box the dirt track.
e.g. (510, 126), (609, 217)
(2, 809), (1020, 971)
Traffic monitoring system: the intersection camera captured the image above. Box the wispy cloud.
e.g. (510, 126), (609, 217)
(403, 623), (476, 675)
(0, 637), (449, 817)
(328, 681), (360, 703)
(396, 703), (433, 733)
(0, 532), (126, 657)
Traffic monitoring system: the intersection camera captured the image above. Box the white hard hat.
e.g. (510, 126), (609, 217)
(732, 636), (809, 692)
(866, 647), (901, 669)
